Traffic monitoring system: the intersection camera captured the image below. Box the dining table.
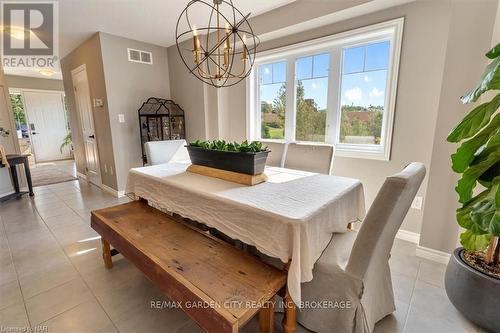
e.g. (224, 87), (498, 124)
(125, 161), (365, 307)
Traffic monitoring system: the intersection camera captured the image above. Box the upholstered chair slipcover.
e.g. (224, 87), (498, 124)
(144, 140), (189, 165)
(284, 143), (334, 175)
(298, 163), (426, 333)
(262, 141), (287, 167)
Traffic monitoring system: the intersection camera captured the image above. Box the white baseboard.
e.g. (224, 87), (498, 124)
(77, 172), (87, 180)
(416, 245), (451, 265)
(0, 190), (15, 198)
(396, 229), (420, 244)
(100, 184), (125, 198)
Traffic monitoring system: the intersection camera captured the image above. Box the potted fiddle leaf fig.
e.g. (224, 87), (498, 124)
(186, 139), (269, 175)
(444, 43), (500, 333)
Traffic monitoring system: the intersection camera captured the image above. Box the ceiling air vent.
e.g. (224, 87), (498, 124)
(127, 48), (153, 65)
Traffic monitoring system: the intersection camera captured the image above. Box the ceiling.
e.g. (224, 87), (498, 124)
(4, 0), (410, 81)
(57, 0), (296, 57)
(4, 0), (295, 80)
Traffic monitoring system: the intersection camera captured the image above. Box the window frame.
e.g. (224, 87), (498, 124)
(247, 18), (404, 160)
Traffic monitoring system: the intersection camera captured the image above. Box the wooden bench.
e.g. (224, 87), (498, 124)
(91, 201), (288, 333)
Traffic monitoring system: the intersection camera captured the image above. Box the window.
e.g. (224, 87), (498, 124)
(339, 41), (389, 145)
(296, 53), (329, 142)
(248, 19), (403, 160)
(260, 61), (286, 139)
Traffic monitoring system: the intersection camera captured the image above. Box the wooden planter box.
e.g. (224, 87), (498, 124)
(186, 146), (269, 175)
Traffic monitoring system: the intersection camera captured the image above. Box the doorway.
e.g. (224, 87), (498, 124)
(21, 90), (71, 163)
(10, 89), (72, 164)
(9, 88), (77, 187)
(9, 90), (32, 163)
(71, 64), (102, 187)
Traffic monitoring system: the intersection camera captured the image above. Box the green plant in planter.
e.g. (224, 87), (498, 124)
(447, 43), (500, 265)
(189, 139), (266, 153)
(60, 132), (73, 153)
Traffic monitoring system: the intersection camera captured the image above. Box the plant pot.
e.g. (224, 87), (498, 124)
(186, 146), (269, 175)
(444, 248), (500, 333)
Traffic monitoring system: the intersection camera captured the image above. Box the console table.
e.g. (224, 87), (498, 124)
(0, 154), (34, 202)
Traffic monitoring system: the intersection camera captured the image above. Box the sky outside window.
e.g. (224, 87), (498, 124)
(260, 42), (389, 109)
(341, 41), (390, 108)
(339, 41), (390, 145)
(259, 41), (391, 142)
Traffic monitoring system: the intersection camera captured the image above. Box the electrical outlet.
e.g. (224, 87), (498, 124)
(110, 166), (113, 176)
(104, 164), (107, 174)
(118, 114), (125, 123)
(411, 196), (423, 210)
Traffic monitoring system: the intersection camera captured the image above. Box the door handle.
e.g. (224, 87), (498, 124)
(31, 132), (38, 135)
(88, 135), (95, 139)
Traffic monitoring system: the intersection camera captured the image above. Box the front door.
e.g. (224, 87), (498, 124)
(22, 90), (70, 162)
(71, 65), (102, 186)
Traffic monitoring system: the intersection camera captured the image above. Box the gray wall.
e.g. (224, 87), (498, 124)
(99, 32), (171, 191)
(420, 0), (498, 253)
(61, 33), (117, 189)
(167, 40), (206, 141)
(166, 0), (499, 253)
(5, 75), (64, 91)
(61, 32), (171, 192)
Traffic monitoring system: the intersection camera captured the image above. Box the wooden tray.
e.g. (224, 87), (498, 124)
(187, 164), (267, 186)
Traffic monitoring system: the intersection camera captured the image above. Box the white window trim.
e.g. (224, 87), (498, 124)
(246, 18), (404, 160)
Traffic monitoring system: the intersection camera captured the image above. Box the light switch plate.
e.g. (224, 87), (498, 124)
(411, 196), (423, 210)
(118, 114), (125, 123)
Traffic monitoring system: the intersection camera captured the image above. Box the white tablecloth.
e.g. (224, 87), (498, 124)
(126, 162), (365, 305)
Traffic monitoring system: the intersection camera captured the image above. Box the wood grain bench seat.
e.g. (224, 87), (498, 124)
(90, 201), (287, 333)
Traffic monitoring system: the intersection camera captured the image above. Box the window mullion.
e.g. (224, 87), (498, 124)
(284, 57), (296, 142)
(326, 47), (342, 144)
(249, 67), (258, 140)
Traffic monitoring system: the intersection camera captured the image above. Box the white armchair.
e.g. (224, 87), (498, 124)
(298, 163), (426, 333)
(144, 140), (189, 165)
(284, 142), (334, 175)
(262, 141), (287, 167)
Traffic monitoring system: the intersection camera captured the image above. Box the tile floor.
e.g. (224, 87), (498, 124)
(0, 178), (482, 333)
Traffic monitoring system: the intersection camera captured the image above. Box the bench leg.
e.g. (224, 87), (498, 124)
(101, 239), (113, 269)
(282, 288), (297, 333)
(259, 297), (275, 333)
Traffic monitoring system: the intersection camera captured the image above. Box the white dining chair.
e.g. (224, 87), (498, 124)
(298, 163), (426, 333)
(283, 142), (334, 174)
(144, 139), (189, 165)
(262, 141), (287, 167)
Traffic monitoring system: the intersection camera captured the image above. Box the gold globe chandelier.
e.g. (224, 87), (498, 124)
(175, 0), (259, 88)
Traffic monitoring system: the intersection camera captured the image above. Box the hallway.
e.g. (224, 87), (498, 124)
(30, 160), (77, 187)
